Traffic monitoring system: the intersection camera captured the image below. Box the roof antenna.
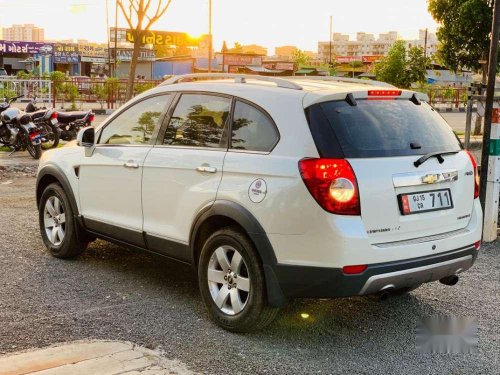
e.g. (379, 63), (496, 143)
(410, 93), (421, 105)
(345, 93), (357, 106)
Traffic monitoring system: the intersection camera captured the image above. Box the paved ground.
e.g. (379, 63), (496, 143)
(0, 169), (499, 374)
(0, 340), (194, 374)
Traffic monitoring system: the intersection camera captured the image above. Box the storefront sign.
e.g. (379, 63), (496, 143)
(125, 30), (200, 47)
(224, 54), (262, 66)
(54, 44), (79, 64)
(78, 44), (108, 58)
(361, 55), (383, 63)
(115, 48), (155, 61)
(0, 40), (53, 55)
(81, 56), (107, 63)
(336, 56), (360, 63)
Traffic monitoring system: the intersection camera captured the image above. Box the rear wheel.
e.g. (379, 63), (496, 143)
(41, 123), (59, 149)
(198, 227), (279, 332)
(39, 183), (88, 258)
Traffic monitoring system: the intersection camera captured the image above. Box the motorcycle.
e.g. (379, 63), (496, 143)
(56, 109), (95, 141)
(0, 101), (42, 159)
(25, 96), (60, 150)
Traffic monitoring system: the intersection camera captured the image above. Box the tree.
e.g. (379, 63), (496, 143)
(428, 0), (493, 134)
(292, 49), (311, 67)
(117, 0), (173, 100)
(374, 40), (428, 88)
(229, 42), (243, 53)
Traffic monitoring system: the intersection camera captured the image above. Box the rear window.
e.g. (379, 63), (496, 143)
(306, 99), (462, 158)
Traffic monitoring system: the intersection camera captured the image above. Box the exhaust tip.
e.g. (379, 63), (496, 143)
(439, 275), (459, 286)
(378, 285), (395, 301)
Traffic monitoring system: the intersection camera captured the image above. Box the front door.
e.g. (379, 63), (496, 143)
(142, 93), (232, 260)
(79, 94), (172, 246)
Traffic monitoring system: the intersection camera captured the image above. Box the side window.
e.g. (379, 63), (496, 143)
(99, 95), (169, 145)
(231, 101), (279, 152)
(162, 94), (231, 148)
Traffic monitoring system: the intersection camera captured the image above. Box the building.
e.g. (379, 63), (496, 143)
(2, 24), (44, 42)
(240, 44), (268, 56)
(318, 30), (437, 64)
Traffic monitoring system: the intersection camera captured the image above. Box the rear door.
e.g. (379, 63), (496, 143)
(307, 98), (476, 244)
(141, 93), (232, 261)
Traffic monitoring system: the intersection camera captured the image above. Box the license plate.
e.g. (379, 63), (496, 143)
(51, 118), (58, 125)
(399, 189), (453, 215)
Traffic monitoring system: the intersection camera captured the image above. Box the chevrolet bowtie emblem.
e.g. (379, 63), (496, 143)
(422, 174), (439, 184)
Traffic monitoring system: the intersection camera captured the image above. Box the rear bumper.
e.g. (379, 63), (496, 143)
(265, 244), (478, 304)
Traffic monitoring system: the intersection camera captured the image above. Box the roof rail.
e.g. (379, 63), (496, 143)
(160, 73), (303, 90)
(287, 76), (396, 88)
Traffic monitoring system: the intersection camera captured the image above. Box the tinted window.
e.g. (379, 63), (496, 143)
(99, 95), (168, 145)
(308, 100), (461, 158)
(231, 101), (278, 152)
(163, 94), (231, 148)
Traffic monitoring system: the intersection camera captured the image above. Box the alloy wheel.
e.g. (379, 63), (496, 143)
(43, 195), (66, 246)
(207, 245), (250, 315)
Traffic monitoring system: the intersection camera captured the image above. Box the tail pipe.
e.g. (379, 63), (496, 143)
(439, 275), (459, 286)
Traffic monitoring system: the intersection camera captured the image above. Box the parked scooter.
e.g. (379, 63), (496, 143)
(56, 109), (95, 141)
(0, 97), (42, 159)
(25, 96), (60, 149)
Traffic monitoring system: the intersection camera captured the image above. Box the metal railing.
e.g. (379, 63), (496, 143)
(425, 87), (468, 108)
(0, 77), (52, 104)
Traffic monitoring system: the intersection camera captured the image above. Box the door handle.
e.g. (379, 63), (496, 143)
(123, 160), (139, 169)
(196, 165), (217, 173)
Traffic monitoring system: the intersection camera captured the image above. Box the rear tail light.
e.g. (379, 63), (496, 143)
(29, 131), (40, 140)
(367, 89), (402, 97)
(298, 158), (361, 215)
(465, 151), (479, 199)
(50, 111), (58, 120)
(474, 240), (481, 250)
(88, 113), (95, 122)
(342, 264), (368, 275)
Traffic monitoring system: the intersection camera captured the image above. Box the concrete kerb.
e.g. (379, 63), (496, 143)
(0, 340), (196, 375)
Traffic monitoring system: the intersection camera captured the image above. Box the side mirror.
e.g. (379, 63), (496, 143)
(77, 127), (95, 157)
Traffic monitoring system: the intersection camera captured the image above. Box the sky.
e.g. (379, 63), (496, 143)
(0, 0), (440, 53)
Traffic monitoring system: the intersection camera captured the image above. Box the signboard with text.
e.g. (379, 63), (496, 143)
(0, 40), (53, 55)
(54, 44), (79, 64)
(115, 48), (155, 61)
(361, 55), (383, 63)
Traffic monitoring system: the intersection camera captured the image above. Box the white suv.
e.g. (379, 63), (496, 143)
(36, 74), (482, 332)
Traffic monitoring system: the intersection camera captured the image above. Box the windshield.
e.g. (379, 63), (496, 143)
(306, 99), (462, 158)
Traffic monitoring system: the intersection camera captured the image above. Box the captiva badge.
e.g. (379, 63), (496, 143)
(248, 179), (267, 203)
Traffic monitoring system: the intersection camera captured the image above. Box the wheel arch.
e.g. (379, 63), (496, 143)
(190, 200), (286, 307)
(36, 164), (79, 216)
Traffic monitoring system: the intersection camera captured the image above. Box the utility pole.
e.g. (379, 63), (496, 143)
(423, 28), (428, 60)
(329, 16), (332, 66)
(114, 0), (118, 78)
(208, 0), (212, 73)
(479, 0), (500, 241)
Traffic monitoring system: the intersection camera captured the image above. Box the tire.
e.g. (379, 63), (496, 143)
(41, 123), (60, 150)
(198, 227), (279, 332)
(26, 141), (42, 159)
(39, 183), (88, 259)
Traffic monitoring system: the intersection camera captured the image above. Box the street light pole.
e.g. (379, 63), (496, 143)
(479, 0), (500, 212)
(208, 0), (212, 73)
(329, 16), (332, 66)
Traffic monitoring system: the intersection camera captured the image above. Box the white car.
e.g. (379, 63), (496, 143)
(36, 74), (482, 332)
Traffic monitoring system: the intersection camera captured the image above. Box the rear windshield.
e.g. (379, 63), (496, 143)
(306, 99), (462, 158)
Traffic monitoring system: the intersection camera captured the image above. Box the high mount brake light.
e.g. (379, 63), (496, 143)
(298, 158), (361, 215)
(367, 90), (402, 97)
(465, 150), (479, 199)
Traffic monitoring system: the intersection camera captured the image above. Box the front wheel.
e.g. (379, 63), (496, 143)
(26, 141), (42, 159)
(39, 183), (88, 258)
(198, 227), (279, 332)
